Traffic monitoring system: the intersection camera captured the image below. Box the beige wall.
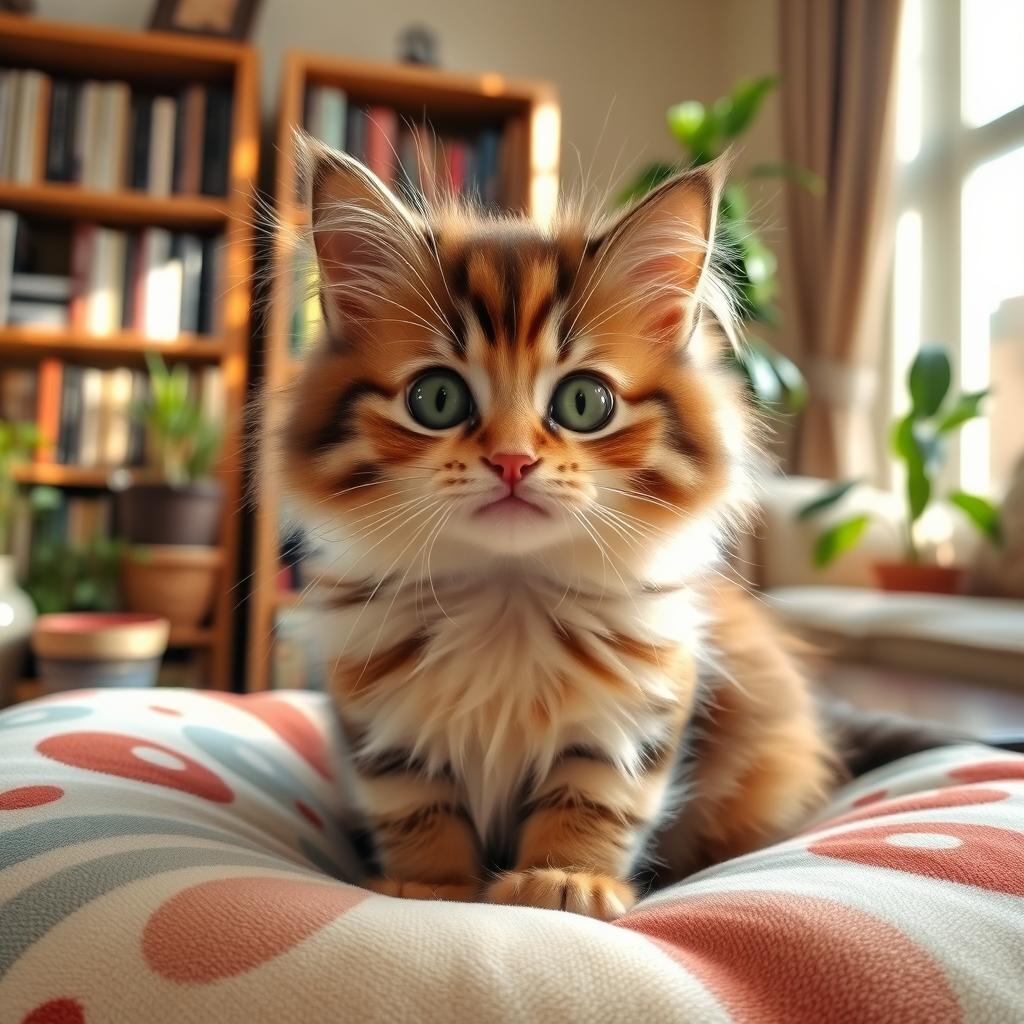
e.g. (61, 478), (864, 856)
(35, 0), (781, 200)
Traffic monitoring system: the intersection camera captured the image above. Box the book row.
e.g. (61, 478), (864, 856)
(0, 212), (223, 338)
(0, 68), (232, 196)
(304, 85), (522, 206)
(0, 362), (224, 469)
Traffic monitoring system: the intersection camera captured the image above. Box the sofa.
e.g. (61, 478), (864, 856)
(2, 687), (1023, 1023)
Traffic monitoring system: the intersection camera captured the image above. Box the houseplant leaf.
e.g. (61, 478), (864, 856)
(949, 490), (1002, 545)
(908, 345), (951, 418)
(907, 463), (931, 522)
(813, 513), (871, 567)
(937, 390), (988, 433)
(797, 479), (860, 520)
(719, 75), (779, 138)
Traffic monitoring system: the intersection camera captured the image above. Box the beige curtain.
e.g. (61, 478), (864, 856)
(779, 0), (904, 479)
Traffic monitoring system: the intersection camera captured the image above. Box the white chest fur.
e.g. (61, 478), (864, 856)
(312, 567), (704, 835)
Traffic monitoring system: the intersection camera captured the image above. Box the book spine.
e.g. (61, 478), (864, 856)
(197, 235), (222, 336)
(78, 368), (104, 468)
(346, 105), (366, 162)
(68, 224), (95, 331)
(121, 231), (139, 331)
(72, 81), (99, 186)
(0, 211), (16, 326)
(56, 364), (80, 465)
(365, 106), (398, 186)
(45, 80), (74, 182)
(12, 70), (48, 183)
(148, 96), (177, 197)
(129, 95), (153, 191)
(178, 234), (204, 335)
(34, 358), (62, 464)
(179, 85), (207, 195)
(0, 72), (14, 180)
(200, 88), (232, 196)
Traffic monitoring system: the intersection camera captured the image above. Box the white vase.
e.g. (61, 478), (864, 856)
(0, 555), (36, 703)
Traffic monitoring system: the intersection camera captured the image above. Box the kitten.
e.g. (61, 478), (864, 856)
(279, 136), (838, 920)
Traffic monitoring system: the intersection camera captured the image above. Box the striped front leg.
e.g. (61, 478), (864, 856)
(485, 746), (677, 920)
(353, 752), (482, 903)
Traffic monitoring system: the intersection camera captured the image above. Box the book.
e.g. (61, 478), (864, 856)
(128, 95), (153, 190)
(10, 273), (73, 302)
(10, 70), (50, 183)
(198, 365), (225, 427)
(0, 211), (17, 325)
(197, 236), (223, 335)
(0, 72), (15, 179)
(77, 367), (104, 468)
(346, 105), (366, 161)
(68, 224), (94, 331)
(308, 85), (347, 151)
(128, 370), (147, 465)
(148, 96), (177, 197)
(7, 302), (69, 329)
(45, 79), (77, 182)
(0, 367), (38, 423)
(176, 85), (207, 194)
(72, 81), (100, 186)
(177, 234), (204, 334)
(200, 88), (232, 196)
(57, 364), (83, 465)
(86, 228), (127, 336)
(93, 81), (130, 191)
(34, 359), (62, 463)
(100, 367), (134, 466)
(365, 105), (398, 186)
(138, 228), (180, 339)
(477, 129), (501, 205)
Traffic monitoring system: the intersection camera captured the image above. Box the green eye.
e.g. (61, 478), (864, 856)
(550, 374), (614, 433)
(407, 370), (474, 430)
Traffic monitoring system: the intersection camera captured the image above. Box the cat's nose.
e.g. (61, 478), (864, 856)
(484, 452), (539, 486)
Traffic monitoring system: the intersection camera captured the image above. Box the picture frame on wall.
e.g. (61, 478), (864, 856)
(149, 0), (261, 41)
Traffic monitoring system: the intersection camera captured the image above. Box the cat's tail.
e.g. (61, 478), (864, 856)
(818, 698), (973, 779)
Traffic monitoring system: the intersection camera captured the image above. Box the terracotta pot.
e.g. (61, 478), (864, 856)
(120, 545), (222, 627)
(32, 612), (169, 692)
(115, 481), (223, 546)
(872, 561), (967, 595)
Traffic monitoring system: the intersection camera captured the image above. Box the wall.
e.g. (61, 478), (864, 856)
(35, 0), (742, 200)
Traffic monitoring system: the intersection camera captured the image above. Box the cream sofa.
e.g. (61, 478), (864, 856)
(750, 476), (1024, 688)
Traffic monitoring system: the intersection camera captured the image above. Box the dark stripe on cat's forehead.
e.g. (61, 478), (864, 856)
(315, 379), (395, 452)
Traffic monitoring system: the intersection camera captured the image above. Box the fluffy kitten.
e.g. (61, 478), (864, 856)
(279, 136), (837, 920)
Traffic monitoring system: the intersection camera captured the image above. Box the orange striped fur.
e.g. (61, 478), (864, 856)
(276, 136), (839, 920)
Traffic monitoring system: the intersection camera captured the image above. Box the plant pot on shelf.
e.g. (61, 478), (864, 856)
(119, 546), (223, 629)
(872, 561), (967, 595)
(115, 480), (223, 547)
(32, 612), (169, 692)
(0, 554), (36, 703)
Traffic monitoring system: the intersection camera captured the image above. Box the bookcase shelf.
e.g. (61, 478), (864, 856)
(0, 182), (229, 230)
(246, 50), (558, 692)
(0, 13), (258, 694)
(0, 326), (225, 365)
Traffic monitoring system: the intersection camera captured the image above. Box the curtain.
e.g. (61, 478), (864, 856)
(779, 0), (904, 479)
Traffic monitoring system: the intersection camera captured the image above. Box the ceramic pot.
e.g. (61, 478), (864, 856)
(115, 480), (223, 546)
(0, 555), (36, 703)
(32, 612), (169, 692)
(872, 561), (966, 594)
(119, 545), (222, 628)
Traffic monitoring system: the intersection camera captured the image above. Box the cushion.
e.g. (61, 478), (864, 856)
(766, 585), (1024, 687)
(1, 688), (1022, 1023)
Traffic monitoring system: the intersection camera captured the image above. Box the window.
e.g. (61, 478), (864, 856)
(892, 0), (1024, 494)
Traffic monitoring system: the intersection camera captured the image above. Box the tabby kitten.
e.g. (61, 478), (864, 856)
(280, 136), (837, 920)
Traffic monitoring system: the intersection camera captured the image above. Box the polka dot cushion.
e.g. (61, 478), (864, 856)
(1, 689), (1022, 1023)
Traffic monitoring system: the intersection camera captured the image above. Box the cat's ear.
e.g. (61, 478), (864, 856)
(299, 131), (427, 344)
(587, 155), (729, 344)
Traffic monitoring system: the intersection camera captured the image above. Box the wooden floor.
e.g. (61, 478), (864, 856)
(818, 662), (1024, 743)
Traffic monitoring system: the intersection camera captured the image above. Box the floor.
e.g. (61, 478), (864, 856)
(819, 661), (1024, 743)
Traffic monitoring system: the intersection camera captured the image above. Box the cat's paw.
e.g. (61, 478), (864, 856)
(364, 877), (478, 902)
(485, 868), (636, 921)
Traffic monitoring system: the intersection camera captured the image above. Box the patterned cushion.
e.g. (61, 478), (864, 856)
(1, 689), (1021, 1023)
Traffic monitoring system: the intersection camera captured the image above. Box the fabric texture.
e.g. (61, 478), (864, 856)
(1, 688), (1022, 1023)
(778, 0), (904, 478)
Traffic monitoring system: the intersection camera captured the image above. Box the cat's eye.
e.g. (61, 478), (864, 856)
(550, 374), (614, 433)
(407, 370), (474, 430)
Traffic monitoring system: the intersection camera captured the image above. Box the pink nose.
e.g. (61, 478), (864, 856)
(485, 452), (539, 486)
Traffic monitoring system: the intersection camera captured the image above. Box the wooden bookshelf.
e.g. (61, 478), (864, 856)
(247, 50), (558, 691)
(0, 13), (258, 691)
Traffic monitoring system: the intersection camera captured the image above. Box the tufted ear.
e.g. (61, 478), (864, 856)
(588, 156), (728, 344)
(298, 131), (428, 344)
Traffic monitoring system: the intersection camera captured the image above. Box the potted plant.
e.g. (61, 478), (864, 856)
(799, 344), (1002, 593)
(0, 420), (38, 698)
(620, 75), (819, 414)
(116, 355), (224, 628)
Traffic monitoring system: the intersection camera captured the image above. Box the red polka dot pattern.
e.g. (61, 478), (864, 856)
(814, 786), (1009, 832)
(0, 785), (64, 810)
(142, 876), (368, 982)
(949, 760), (1024, 784)
(810, 821), (1024, 897)
(37, 732), (233, 803)
(205, 694), (333, 781)
(619, 891), (959, 1024)
(21, 998), (85, 1024)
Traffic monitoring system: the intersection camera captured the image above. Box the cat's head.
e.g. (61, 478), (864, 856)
(282, 137), (755, 584)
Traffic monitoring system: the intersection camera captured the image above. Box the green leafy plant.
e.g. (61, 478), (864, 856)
(23, 486), (122, 613)
(134, 354), (222, 486)
(0, 420), (39, 555)
(620, 75), (820, 413)
(799, 344), (1001, 567)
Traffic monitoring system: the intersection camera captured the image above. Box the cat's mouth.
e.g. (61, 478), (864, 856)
(473, 493), (550, 519)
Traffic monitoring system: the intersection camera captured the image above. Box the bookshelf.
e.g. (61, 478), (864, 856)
(247, 50), (559, 691)
(0, 14), (258, 691)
